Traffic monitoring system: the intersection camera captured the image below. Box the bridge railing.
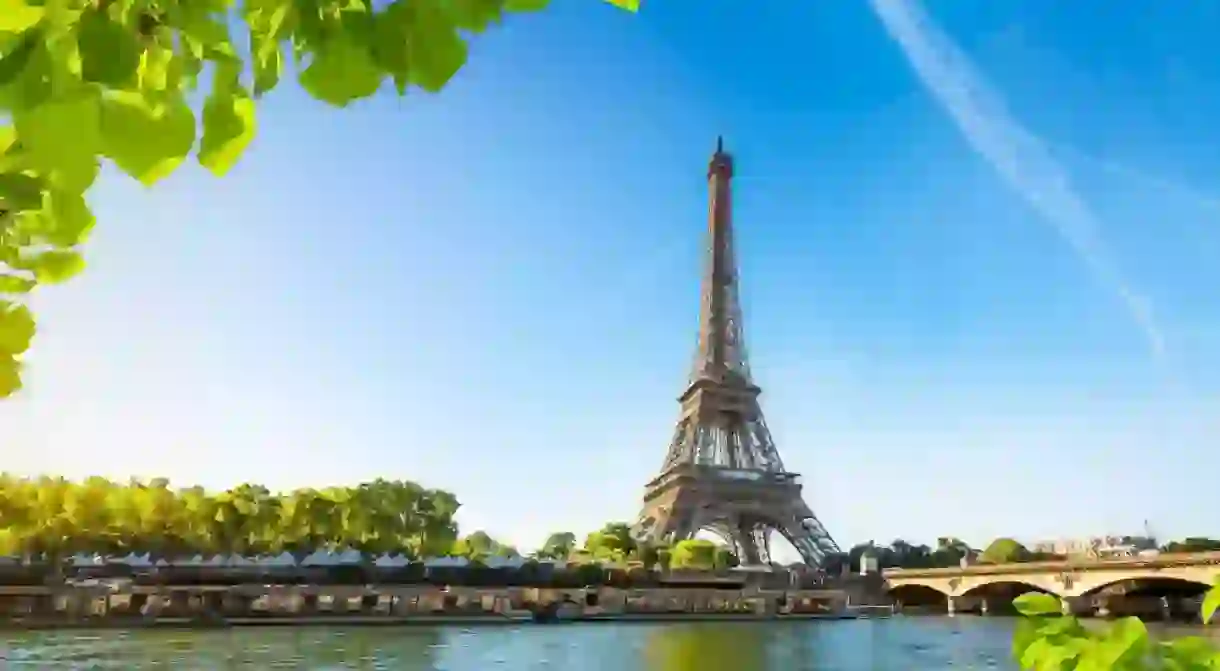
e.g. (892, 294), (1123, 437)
(881, 551), (1220, 578)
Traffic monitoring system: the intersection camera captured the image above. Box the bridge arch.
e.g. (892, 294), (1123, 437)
(1066, 567), (1219, 598)
(959, 580), (1057, 598)
(1078, 576), (1212, 599)
(954, 573), (1066, 598)
(887, 583), (950, 609)
(888, 581), (950, 596)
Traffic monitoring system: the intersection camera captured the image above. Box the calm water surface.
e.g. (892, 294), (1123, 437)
(1, 617), (1215, 670)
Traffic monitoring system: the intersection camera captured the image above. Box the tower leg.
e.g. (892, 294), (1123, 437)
(772, 503), (839, 567)
(733, 523), (765, 566)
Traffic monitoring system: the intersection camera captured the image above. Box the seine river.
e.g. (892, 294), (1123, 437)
(1, 617), (1216, 669)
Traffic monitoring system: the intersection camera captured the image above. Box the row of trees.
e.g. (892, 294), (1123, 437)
(0, 475), (738, 574)
(0, 475), (462, 563)
(5, 474), (1210, 575)
(1161, 537), (1220, 553)
(821, 537), (1050, 573)
(530, 524), (738, 571)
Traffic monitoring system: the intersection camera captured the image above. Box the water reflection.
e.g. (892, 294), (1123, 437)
(1, 618), (1217, 670)
(0, 627), (443, 669)
(643, 623), (775, 671)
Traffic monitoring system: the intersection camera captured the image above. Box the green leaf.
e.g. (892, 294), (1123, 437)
(0, 274), (35, 293)
(212, 55), (243, 96)
(1013, 593), (1063, 617)
(1035, 615), (1083, 637)
(1203, 584), (1220, 625)
(251, 36), (282, 96)
(0, 28), (40, 87)
(0, 172), (44, 212)
(454, 0), (507, 29)
(99, 91), (196, 186)
(299, 34), (382, 106)
(0, 30), (51, 112)
(406, 0), (468, 93)
(1097, 617), (1148, 667)
(0, 301), (35, 355)
(180, 39), (204, 89)
(1011, 617), (1042, 664)
(0, 353), (20, 398)
(12, 91), (102, 193)
(371, 3), (410, 94)
(602, 0), (639, 11)
(181, 4), (234, 45)
(0, 0), (44, 32)
(138, 44), (178, 93)
(1017, 637), (1055, 670)
(28, 250), (84, 284)
(199, 90), (256, 176)
(43, 188), (95, 246)
(1163, 636), (1216, 665)
(76, 7), (141, 87)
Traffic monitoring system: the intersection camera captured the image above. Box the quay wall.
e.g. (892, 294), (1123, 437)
(0, 583), (863, 629)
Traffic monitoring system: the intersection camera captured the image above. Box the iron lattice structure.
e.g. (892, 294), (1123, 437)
(633, 139), (841, 567)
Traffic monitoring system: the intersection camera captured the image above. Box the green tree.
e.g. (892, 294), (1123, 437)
(932, 536), (973, 567)
(637, 542), (667, 571)
(584, 522), (637, 563)
(0, 0), (642, 399)
(415, 489), (460, 558)
(847, 541), (877, 572)
(1162, 537), (1220, 553)
(821, 551), (849, 575)
(882, 539), (935, 569)
(712, 545), (739, 569)
(669, 539), (718, 571)
(536, 531), (577, 560)
(453, 530), (517, 561)
(979, 537), (1030, 564)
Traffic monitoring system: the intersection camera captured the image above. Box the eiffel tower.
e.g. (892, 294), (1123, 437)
(632, 138), (841, 567)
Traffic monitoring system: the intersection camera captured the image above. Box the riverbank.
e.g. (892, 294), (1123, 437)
(0, 583), (890, 629)
(0, 611), (876, 631)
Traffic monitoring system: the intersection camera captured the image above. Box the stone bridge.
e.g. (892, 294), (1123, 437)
(883, 552), (1220, 613)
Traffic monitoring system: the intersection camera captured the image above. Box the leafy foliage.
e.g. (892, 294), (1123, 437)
(0, 475), (750, 578)
(1010, 582), (1220, 670)
(451, 529), (518, 561)
(0, 0), (641, 399)
(824, 537), (983, 574)
(582, 522), (638, 563)
(528, 523), (741, 572)
(981, 537), (1032, 564)
(534, 531), (576, 560)
(0, 474), (460, 562)
(1162, 538), (1220, 554)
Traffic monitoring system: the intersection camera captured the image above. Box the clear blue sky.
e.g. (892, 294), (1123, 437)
(5, 0), (1220, 556)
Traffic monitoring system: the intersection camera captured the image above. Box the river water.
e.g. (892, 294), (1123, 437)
(1, 617), (1216, 669)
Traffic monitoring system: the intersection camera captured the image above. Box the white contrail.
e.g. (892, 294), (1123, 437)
(869, 0), (1166, 360)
